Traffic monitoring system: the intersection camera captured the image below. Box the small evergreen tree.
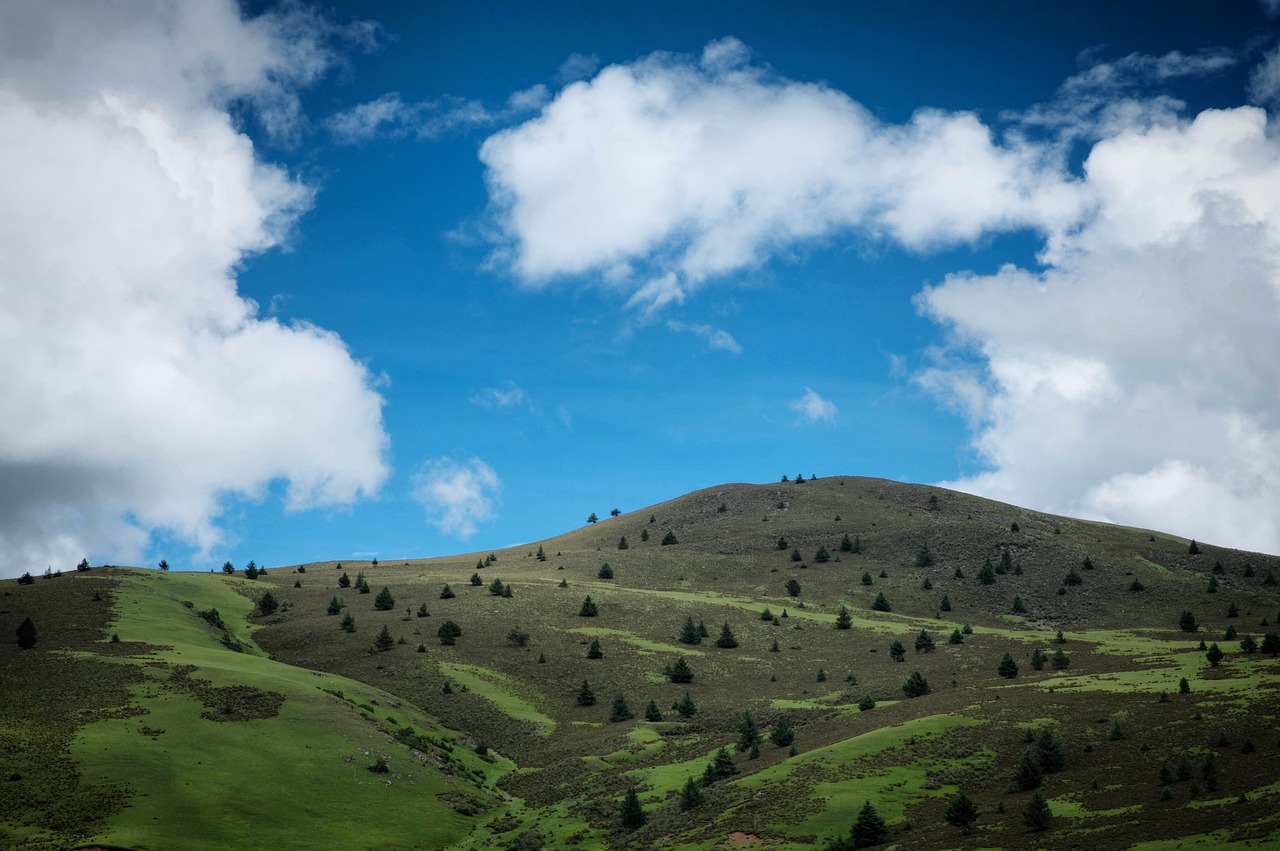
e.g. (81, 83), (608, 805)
(673, 691), (697, 718)
(576, 680), (596, 706)
(587, 513), (598, 524)
(835, 605), (853, 629)
(617, 536), (628, 550)
(914, 629), (935, 653)
(679, 616), (702, 645)
(715, 622), (739, 648)
(678, 776), (705, 810)
(849, 800), (889, 848)
(1011, 595), (1026, 614)
(620, 787), (646, 830)
(785, 578), (802, 597)
(257, 591), (278, 615)
(701, 747), (737, 785)
(440, 584), (456, 599)
(665, 656), (694, 683)
(579, 596), (598, 617)
(1036, 728), (1065, 773)
(998, 653), (1019, 678)
(760, 606), (775, 621)
(417, 603), (429, 618)
(777, 535), (789, 550)
(889, 639), (905, 662)
(1014, 750), (1043, 790)
(939, 594), (951, 612)
(851, 535), (862, 554)
(948, 628), (964, 645)
(489, 578), (505, 596)
(698, 620), (710, 637)
(640, 528), (649, 541)
(1030, 648), (1047, 670)
(814, 547), (831, 563)
(858, 695), (875, 711)
(157, 559), (169, 571)
(374, 625), (395, 651)
(661, 530), (678, 545)
(340, 612), (356, 633)
(791, 547), (803, 562)
(1179, 610), (1199, 632)
(902, 671), (930, 697)
(507, 629), (530, 647)
(861, 571), (873, 586)
(871, 592), (891, 612)
(437, 620), (462, 645)
(644, 700), (663, 722)
(610, 694), (633, 722)
(1188, 539), (1201, 555)
(1023, 792), (1052, 831)
(1051, 648), (1070, 669)
(597, 563), (614, 579)
(770, 716), (796, 747)
(944, 789), (978, 830)
(338, 572), (350, 588)
(915, 544), (935, 567)
(17, 571), (34, 585)
(1260, 632), (1280, 655)
(1205, 643), (1224, 666)
(737, 711), (761, 752)
(536, 545), (546, 561)
(469, 572), (483, 586)
(978, 561), (996, 585)
(327, 595), (343, 615)
(374, 586), (395, 610)
(16, 617), (36, 649)
(840, 533), (853, 552)
(587, 639), (603, 659)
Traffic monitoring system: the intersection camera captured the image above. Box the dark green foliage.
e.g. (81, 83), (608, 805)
(998, 653), (1019, 678)
(921, 577), (933, 591)
(948, 628), (964, 645)
(858, 695), (875, 711)
(1064, 567), (1083, 586)
(340, 613), (356, 632)
(575, 680), (596, 707)
(416, 603), (429, 618)
(610, 694), (633, 722)
(1036, 729), (1065, 773)
(598, 563), (614, 579)
(1052, 648), (1070, 669)
(374, 586), (395, 610)
(1000, 548), (1014, 573)
(501, 583), (513, 598)
(665, 656), (694, 683)
(1261, 632), (1280, 655)
(469, 572), (483, 587)
(814, 547), (830, 563)
(837, 800), (889, 849)
(1082, 556), (1093, 570)
(245, 561), (259, 580)
(587, 513), (598, 524)
(1227, 602), (1239, 618)
(714, 622), (739, 648)
(871, 592), (891, 612)
(222, 561), (235, 575)
(620, 787), (645, 830)
(257, 591), (278, 615)
(889, 639), (905, 662)
(17, 571), (34, 585)
(640, 528), (649, 542)
(878, 569), (888, 578)
(1179, 610), (1199, 632)
(938, 593), (952, 613)
(1179, 676), (1191, 693)
(617, 536), (628, 550)
(579, 596), (598, 617)
(673, 691), (697, 718)
(914, 544), (935, 567)
(374, 625), (395, 651)
(441, 584), (456, 599)
(760, 607), (774, 621)
(16, 617), (36, 649)
(701, 747), (737, 785)
(777, 536), (789, 550)
(489, 578), (505, 596)
(928, 494), (940, 511)
(1030, 648), (1047, 670)
(835, 605), (852, 629)
(1188, 539), (1201, 554)
(611, 508), (621, 517)
(437, 620), (462, 645)
(1054, 629), (1065, 643)
(338, 572), (350, 588)
(1109, 721), (1124, 741)
(507, 629), (530, 647)
(698, 620), (710, 637)
(661, 530), (678, 545)
(1207, 575), (1219, 593)
(902, 671), (930, 697)
(1011, 595), (1026, 614)
(644, 700), (663, 722)
(679, 616), (702, 645)
(944, 789), (978, 829)
(536, 545), (546, 561)
(737, 711), (761, 752)
(953, 567), (964, 579)
(978, 561), (996, 585)
(840, 534), (853, 552)
(861, 571), (873, 586)
(770, 640), (781, 652)
(1023, 793), (1052, 831)
(1014, 751), (1043, 790)
(914, 629), (935, 653)
(770, 716), (795, 747)
(1129, 578), (1145, 592)
(587, 639), (603, 659)
(327, 596), (343, 615)
(1224, 625), (1238, 640)
(816, 668), (827, 682)
(785, 578), (802, 597)
(1176, 753), (1193, 781)
(1206, 643), (1224, 666)
(850, 535), (862, 554)
(791, 547), (803, 562)
(678, 776), (705, 810)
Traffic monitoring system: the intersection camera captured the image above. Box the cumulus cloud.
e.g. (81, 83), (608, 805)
(919, 106), (1280, 553)
(411, 457), (501, 538)
(479, 37), (1085, 312)
(0, 1), (389, 575)
(1250, 45), (1280, 109)
(790, 388), (837, 424)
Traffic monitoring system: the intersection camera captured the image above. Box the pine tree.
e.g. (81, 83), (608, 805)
(840, 533), (854, 552)
(1022, 792), (1052, 831)
(698, 620), (710, 637)
(858, 695), (875, 711)
(665, 656), (695, 683)
(998, 653), (1019, 678)
(1031, 648), (1047, 670)
(849, 800), (889, 848)
(536, 545), (546, 561)
(889, 639), (905, 662)
(489, 578), (505, 596)
(644, 700), (663, 722)
(1036, 728), (1066, 773)
(374, 586), (395, 610)
(673, 691), (697, 718)
(1188, 539), (1201, 555)
(872, 592), (892, 612)
(814, 546), (831, 563)
(417, 603), (429, 618)
(760, 607), (775, 621)
(835, 605), (853, 629)
(469, 572), (483, 586)
(1206, 643), (1224, 666)
(619, 787), (646, 830)
(327, 595), (343, 615)
(1014, 750), (1043, 790)
(791, 547), (803, 562)
(678, 776), (705, 810)
(257, 591), (278, 615)
(948, 628), (964, 645)
(701, 747), (737, 785)
(579, 596), (598, 617)
(618, 536), (628, 550)
(16, 617), (36, 649)
(769, 716), (796, 747)
(785, 578), (802, 597)
(610, 694), (633, 722)
(737, 711), (761, 753)
(914, 629), (935, 653)
(576, 680), (596, 706)
(1051, 648), (1070, 669)
(861, 571), (874, 586)
(587, 639), (603, 659)
(940, 594), (952, 612)
(944, 789), (978, 830)
(437, 620), (462, 645)
(679, 616), (702, 645)
(1179, 610), (1199, 632)
(440, 584), (456, 599)
(662, 530), (678, 545)
(777, 535), (789, 550)
(340, 612), (356, 632)
(978, 560), (996, 585)
(338, 572), (351, 588)
(915, 544), (935, 567)
(374, 625), (395, 651)
(902, 671), (930, 697)
(598, 563), (614, 579)
(715, 622), (739, 648)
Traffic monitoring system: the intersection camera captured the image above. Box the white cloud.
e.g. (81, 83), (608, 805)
(556, 53), (599, 84)
(918, 106), (1280, 554)
(790, 388), (837, 424)
(0, 1), (389, 576)
(1250, 45), (1280, 109)
(666, 321), (742, 354)
(470, 382), (529, 409)
(479, 39), (1085, 306)
(411, 457), (501, 538)
(326, 92), (495, 144)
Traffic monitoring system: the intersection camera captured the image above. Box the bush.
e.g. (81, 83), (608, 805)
(902, 671), (930, 697)
(679, 616), (702, 645)
(1179, 610), (1199, 632)
(858, 695), (875, 711)
(785, 579), (802, 597)
(338, 572), (350, 588)
(944, 789), (978, 829)
(620, 787), (645, 830)
(644, 700), (663, 722)
(507, 630), (530, 647)
(16, 617), (36, 649)
(914, 630), (935, 653)
(673, 691), (697, 718)
(661, 530), (678, 545)
(791, 547), (803, 562)
(437, 620), (462, 645)
(617, 537), (628, 550)
(814, 547), (831, 563)
(257, 591), (279, 616)
(598, 563), (614, 579)
(1023, 793), (1052, 831)
(440, 584), (456, 599)
(17, 571), (34, 585)
(489, 578), (505, 596)
(469, 572), (483, 586)
(679, 776), (705, 810)
(416, 603), (429, 618)
(610, 694), (633, 722)
(914, 545), (935, 567)
(327, 596), (343, 615)
(770, 716), (796, 747)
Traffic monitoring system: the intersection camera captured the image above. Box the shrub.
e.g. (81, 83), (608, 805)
(1179, 610), (1199, 632)
(840, 534), (853, 552)
(679, 776), (705, 810)
(679, 616), (702, 645)
(661, 530), (678, 545)
(597, 563), (614, 579)
(374, 587), (395, 610)
(785, 578), (802, 597)
(610, 694), (633, 722)
(469, 573), (483, 587)
(617, 536), (628, 550)
(440, 584), (456, 599)
(914, 630), (935, 653)
(903, 671), (930, 697)
(1023, 793), (1052, 831)
(338, 572), (350, 588)
(770, 716), (795, 747)
(437, 620), (462, 645)
(644, 700), (663, 722)
(507, 630), (530, 647)
(915, 545), (935, 567)
(619, 786), (646, 830)
(944, 789), (978, 830)
(340, 613), (356, 632)
(489, 578), (505, 596)
(257, 591), (279, 616)
(858, 695), (875, 711)
(949, 628), (964, 645)
(998, 653), (1019, 678)
(17, 572), (34, 585)
(889, 640), (905, 662)
(16, 617), (36, 649)
(861, 572), (873, 586)
(791, 547), (803, 562)
(814, 547), (831, 563)
(939, 594), (952, 612)
(416, 603), (429, 618)
(327, 596), (343, 615)
(673, 691), (697, 718)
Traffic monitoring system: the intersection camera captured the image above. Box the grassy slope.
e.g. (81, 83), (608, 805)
(4, 475), (1280, 850)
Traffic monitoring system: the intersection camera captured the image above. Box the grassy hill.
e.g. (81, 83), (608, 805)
(3, 476), (1280, 850)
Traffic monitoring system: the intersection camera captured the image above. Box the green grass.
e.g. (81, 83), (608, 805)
(438, 662), (556, 736)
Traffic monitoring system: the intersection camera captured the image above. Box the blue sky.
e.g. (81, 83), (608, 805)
(2, 1), (1280, 576)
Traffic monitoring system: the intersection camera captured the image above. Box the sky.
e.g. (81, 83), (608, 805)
(2, 1), (1280, 577)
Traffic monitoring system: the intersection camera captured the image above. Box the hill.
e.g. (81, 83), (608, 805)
(3, 476), (1279, 850)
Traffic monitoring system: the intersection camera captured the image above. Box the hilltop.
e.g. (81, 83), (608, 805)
(3, 476), (1279, 849)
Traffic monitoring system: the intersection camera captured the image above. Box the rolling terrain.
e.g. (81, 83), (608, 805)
(3, 476), (1280, 850)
